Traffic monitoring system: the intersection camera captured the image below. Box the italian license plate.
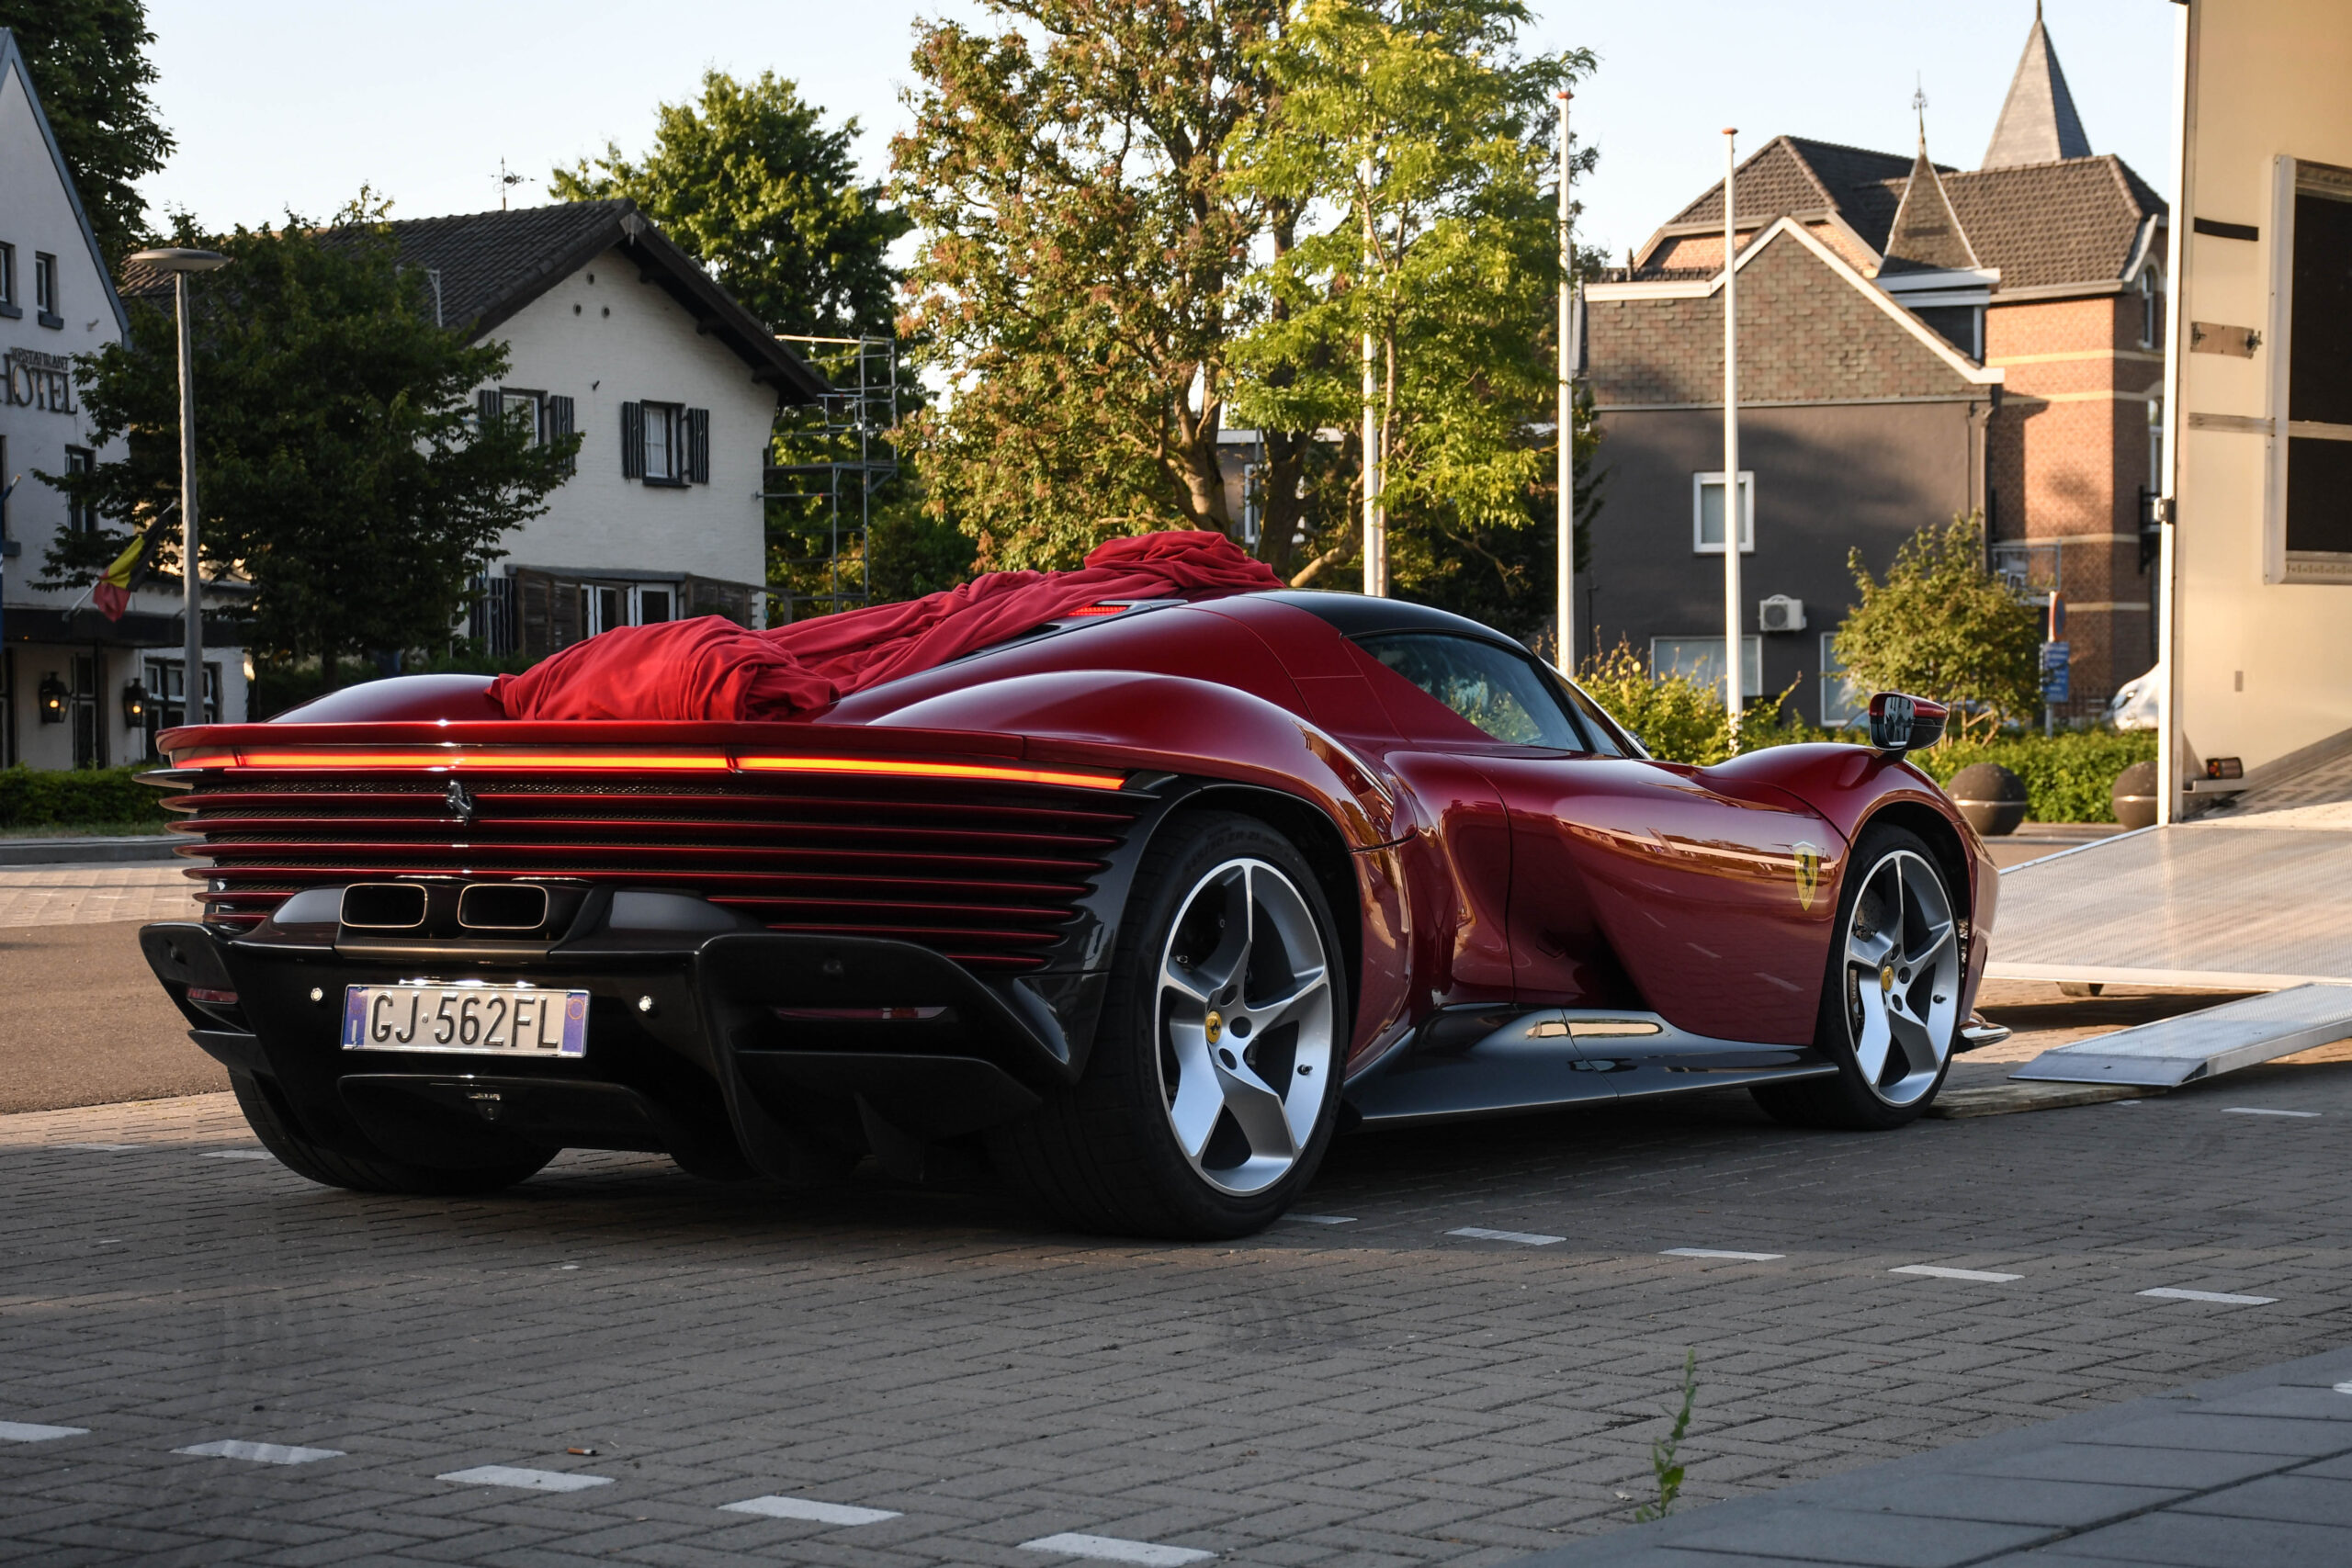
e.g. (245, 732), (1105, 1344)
(341, 983), (589, 1057)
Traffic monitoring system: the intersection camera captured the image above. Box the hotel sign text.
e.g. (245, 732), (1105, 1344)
(5, 349), (77, 413)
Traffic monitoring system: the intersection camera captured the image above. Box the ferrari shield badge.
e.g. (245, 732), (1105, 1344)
(1792, 842), (1825, 911)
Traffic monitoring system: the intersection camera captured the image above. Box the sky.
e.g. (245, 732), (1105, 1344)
(141, 0), (2177, 269)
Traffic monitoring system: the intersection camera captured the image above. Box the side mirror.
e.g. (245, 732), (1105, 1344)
(1868, 692), (1947, 753)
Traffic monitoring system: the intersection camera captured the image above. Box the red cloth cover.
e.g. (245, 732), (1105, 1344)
(487, 530), (1282, 722)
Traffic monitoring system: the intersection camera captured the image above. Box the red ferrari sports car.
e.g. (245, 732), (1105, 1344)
(139, 562), (1998, 1239)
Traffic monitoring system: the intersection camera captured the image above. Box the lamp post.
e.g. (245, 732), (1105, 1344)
(1556, 90), (1576, 669)
(1719, 130), (1744, 746)
(124, 247), (228, 726)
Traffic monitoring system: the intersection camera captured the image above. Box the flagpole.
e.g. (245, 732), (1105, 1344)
(1556, 90), (1576, 670)
(1721, 127), (1744, 747)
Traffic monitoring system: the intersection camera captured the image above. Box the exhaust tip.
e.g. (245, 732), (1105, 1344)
(341, 883), (428, 930)
(458, 883), (549, 931)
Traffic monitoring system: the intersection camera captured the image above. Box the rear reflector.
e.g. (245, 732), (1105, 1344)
(187, 987), (239, 1006)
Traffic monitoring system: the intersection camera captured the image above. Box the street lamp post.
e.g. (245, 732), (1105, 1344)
(125, 247), (228, 726)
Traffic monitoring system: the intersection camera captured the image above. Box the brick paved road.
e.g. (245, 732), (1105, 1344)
(3, 1037), (2349, 1567)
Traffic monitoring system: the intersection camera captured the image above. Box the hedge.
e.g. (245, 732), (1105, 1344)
(1896, 729), (2158, 824)
(0, 765), (173, 831)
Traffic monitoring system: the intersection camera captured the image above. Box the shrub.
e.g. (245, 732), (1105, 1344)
(1834, 512), (2041, 741)
(1904, 729), (2156, 824)
(0, 765), (171, 831)
(1576, 642), (1826, 766)
(1572, 640), (2154, 823)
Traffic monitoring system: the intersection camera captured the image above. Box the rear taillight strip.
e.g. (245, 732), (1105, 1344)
(168, 748), (1125, 791)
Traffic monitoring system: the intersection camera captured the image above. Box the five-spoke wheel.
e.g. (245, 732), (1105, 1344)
(1838, 847), (1962, 1108)
(1156, 858), (1337, 1197)
(1754, 824), (1962, 1130)
(987, 812), (1347, 1237)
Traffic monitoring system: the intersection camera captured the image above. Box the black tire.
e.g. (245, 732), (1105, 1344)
(988, 811), (1349, 1239)
(230, 1073), (555, 1196)
(1752, 825), (1962, 1131)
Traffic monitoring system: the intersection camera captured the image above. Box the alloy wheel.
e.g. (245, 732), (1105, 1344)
(1155, 857), (1337, 1196)
(1840, 848), (1961, 1107)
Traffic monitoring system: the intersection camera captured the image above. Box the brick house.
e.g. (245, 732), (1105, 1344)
(1584, 10), (2166, 722)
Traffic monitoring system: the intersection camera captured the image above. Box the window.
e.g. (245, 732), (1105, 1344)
(2139, 265), (2164, 349)
(620, 401), (707, 485)
(2149, 397), (2165, 495)
(1358, 632), (1584, 748)
(32, 252), (57, 326)
(581, 581), (684, 636)
(0, 243), (17, 317)
(0, 649), (14, 768)
(63, 447), (96, 533)
(1819, 633), (1865, 728)
(1692, 471), (1755, 554)
(501, 389), (543, 443)
(1651, 635), (1762, 702)
(643, 403), (680, 482)
(2279, 162), (2352, 579)
(141, 658), (220, 742)
(1545, 668), (1639, 757)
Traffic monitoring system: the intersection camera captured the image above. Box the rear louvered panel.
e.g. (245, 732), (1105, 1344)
(172, 770), (1146, 969)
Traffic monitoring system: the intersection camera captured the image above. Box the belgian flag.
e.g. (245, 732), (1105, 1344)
(93, 510), (172, 621)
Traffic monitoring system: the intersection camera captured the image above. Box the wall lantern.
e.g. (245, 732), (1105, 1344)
(37, 673), (66, 724)
(121, 681), (151, 726)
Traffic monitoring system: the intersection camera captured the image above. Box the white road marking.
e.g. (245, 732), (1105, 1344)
(437, 1464), (614, 1491)
(1289, 1214), (1358, 1225)
(174, 1439), (343, 1465)
(1892, 1265), (2024, 1282)
(200, 1150), (276, 1160)
(720, 1495), (899, 1526)
(1019, 1532), (1216, 1565)
(2223, 1107), (2322, 1118)
(1448, 1226), (1565, 1247)
(2334, 1382), (2352, 1395)
(58, 1143), (138, 1153)
(2139, 1287), (2278, 1305)
(0, 1422), (87, 1443)
(1663, 1247), (1784, 1261)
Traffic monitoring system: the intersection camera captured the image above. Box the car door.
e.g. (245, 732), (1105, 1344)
(1346, 632), (1845, 1063)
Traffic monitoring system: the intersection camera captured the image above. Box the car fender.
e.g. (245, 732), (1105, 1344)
(1707, 742), (1996, 1011)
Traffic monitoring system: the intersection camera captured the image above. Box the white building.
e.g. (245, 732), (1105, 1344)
(0, 28), (251, 767)
(368, 201), (825, 660)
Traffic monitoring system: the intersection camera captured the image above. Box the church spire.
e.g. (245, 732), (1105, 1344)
(1983, 5), (2092, 168)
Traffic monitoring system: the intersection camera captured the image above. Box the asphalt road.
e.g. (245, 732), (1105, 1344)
(0, 921), (226, 1113)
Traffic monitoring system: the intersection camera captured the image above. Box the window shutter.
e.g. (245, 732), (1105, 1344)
(476, 389), (501, 433)
(548, 394), (576, 476)
(620, 401), (644, 479)
(685, 407), (710, 484)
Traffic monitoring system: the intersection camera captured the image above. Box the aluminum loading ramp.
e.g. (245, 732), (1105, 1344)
(2011, 982), (2352, 1088)
(1988, 807), (2352, 991)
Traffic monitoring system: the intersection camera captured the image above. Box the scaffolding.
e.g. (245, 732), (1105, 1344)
(763, 334), (901, 620)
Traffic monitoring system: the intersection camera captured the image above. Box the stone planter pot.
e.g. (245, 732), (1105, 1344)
(1949, 762), (2029, 837)
(2112, 760), (2159, 829)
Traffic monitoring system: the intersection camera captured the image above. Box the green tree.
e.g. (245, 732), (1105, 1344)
(1227, 0), (1589, 603)
(556, 73), (962, 617)
(894, 0), (1325, 574)
(1832, 512), (2041, 741)
(44, 203), (578, 679)
(1, 0), (174, 265)
(552, 71), (902, 336)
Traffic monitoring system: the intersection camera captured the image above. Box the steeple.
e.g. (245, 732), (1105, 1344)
(1983, 4), (2092, 168)
(1885, 118), (1979, 273)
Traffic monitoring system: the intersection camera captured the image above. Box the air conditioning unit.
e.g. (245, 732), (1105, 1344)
(1758, 594), (1806, 633)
